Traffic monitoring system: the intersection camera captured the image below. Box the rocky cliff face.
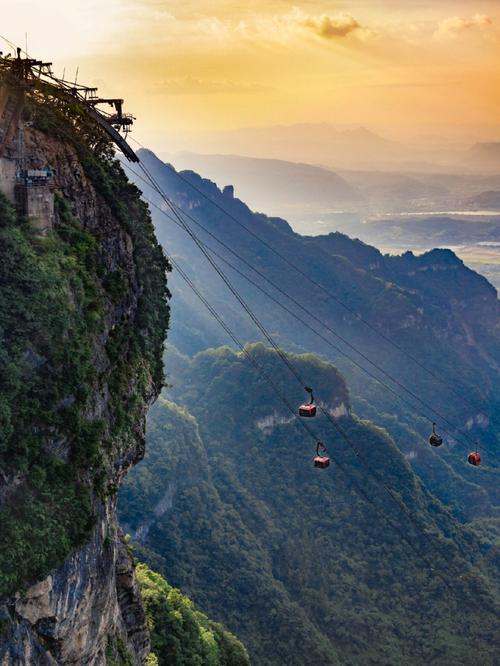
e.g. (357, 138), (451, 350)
(0, 104), (169, 665)
(3, 504), (148, 665)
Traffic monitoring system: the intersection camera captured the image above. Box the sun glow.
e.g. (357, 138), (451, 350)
(2, 0), (499, 149)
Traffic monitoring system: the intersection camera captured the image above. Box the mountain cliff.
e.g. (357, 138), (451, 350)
(0, 76), (249, 665)
(0, 99), (170, 661)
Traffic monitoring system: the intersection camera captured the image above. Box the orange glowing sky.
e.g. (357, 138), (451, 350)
(2, 1), (500, 149)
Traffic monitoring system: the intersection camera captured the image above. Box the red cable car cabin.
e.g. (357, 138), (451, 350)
(467, 452), (481, 466)
(299, 404), (316, 417)
(314, 456), (330, 469)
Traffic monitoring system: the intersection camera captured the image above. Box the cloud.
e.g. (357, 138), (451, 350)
(111, 4), (377, 50)
(301, 13), (362, 39)
(434, 13), (493, 39)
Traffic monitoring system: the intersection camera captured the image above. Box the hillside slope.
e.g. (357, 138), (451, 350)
(137, 564), (249, 666)
(119, 346), (500, 666)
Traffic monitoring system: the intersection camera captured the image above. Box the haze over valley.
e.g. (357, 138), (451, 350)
(165, 146), (500, 288)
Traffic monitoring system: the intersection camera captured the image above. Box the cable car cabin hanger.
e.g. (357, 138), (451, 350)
(429, 423), (443, 447)
(314, 442), (330, 469)
(429, 421), (483, 466)
(299, 386), (316, 417)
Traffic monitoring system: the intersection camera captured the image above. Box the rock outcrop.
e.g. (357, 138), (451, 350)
(1, 504), (149, 665)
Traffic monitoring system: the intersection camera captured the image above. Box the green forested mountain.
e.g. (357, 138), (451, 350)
(119, 345), (500, 666)
(0, 79), (176, 662)
(125, 149), (500, 526)
(0, 83), (248, 664)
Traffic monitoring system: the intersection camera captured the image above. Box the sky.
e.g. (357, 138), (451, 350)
(1, 0), (499, 151)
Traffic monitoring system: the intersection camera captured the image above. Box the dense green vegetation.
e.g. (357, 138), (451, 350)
(0, 109), (169, 596)
(106, 635), (135, 666)
(0, 193), (100, 593)
(137, 564), (249, 666)
(119, 345), (500, 665)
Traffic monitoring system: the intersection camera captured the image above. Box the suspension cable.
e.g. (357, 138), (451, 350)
(128, 137), (497, 426)
(169, 255), (466, 596)
(123, 161), (498, 461)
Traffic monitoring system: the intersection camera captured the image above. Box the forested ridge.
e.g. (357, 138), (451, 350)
(119, 345), (500, 665)
(137, 564), (249, 666)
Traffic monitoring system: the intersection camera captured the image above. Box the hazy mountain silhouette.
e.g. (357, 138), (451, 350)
(162, 152), (361, 216)
(185, 123), (406, 168)
(465, 143), (500, 172)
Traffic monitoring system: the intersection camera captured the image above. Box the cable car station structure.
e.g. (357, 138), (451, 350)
(0, 47), (138, 230)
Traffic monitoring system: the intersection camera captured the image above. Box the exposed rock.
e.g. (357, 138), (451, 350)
(1, 504), (149, 665)
(255, 412), (295, 432)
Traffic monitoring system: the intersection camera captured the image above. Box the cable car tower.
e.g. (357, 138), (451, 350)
(0, 46), (138, 229)
(0, 46), (138, 162)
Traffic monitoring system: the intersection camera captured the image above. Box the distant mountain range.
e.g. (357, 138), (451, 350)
(466, 143), (500, 172)
(126, 148), (500, 521)
(162, 152), (361, 215)
(361, 216), (500, 247)
(161, 152), (500, 228)
(181, 124), (410, 169)
(467, 190), (500, 209)
(174, 123), (500, 172)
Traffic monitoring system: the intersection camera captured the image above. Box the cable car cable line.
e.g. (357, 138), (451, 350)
(137, 161), (308, 389)
(125, 161), (496, 462)
(168, 252), (465, 597)
(208, 239), (495, 462)
(123, 162), (498, 462)
(135, 161), (491, 594)
(128, 136), (497, 429)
